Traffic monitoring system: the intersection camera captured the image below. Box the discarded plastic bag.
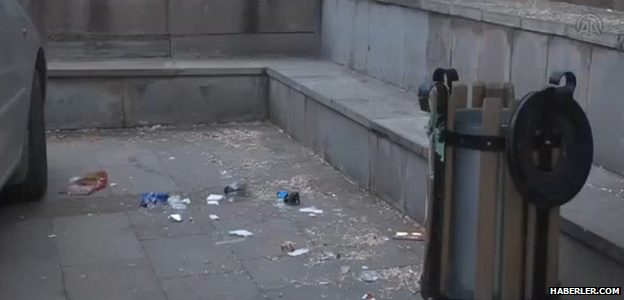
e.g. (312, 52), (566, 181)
(65, 171), (108, 195)
(168, 195), (190, 210)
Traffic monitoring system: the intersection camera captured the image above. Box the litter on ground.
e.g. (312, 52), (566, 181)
(168, 195), (190, 210)
(40, 126), (423, 299)
(318, 251), (338, 261)
(299, 206), (323, 214)
(140, 192), (169, 208)
(215, 238), (247, 245)
(360, 270), (380, 282)
(207, 194), (225, 201)
(280, 241), (296, 253)
(65, 170), (108, 195)
(169, 214), (182, 222)
(393, 231), (424, 241)
(224, 182), (246, 196)
(287, 248), (309, 257)
(277, 190), (301, 205)
(148, 124), (162, 131)
(229, 230), (253, 237)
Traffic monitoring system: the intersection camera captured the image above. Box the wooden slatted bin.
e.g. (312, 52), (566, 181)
(420, 74), (569, 300)
(436, 83), (526, 300)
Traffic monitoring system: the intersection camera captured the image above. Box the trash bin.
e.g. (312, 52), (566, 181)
(447, 109), (510, 299)
(419, 70), (592, 300)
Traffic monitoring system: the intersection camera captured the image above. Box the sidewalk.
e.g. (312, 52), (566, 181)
(0, 122), (423, 300)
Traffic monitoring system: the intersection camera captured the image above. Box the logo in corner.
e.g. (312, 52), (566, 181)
(576, 13), (603, 36)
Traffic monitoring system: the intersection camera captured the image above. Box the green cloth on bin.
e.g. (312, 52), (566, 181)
(426, 88), (446, 163)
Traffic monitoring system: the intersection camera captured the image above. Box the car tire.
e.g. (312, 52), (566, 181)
(9, 70), (48, 201)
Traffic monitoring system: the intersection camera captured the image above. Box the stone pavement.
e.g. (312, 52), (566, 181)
(0, 122), (424, 300)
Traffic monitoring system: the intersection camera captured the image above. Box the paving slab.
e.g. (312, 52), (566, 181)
(142, 235), (242, 278)
(0, 194), (139, 220)
(243, 255), (339, 291)
(163, 271), (265, 300)
(339, 265), (422, 300)
(226, 217), (310, 260)
(53, 212), (145, 266)
(106, 165), (180, 195)
(265, 285), (366, 300)
(45, 140), (112, 200)
(0, 124), (424, 300)
(201, 200), (287, 232)
(63, 260), (167, 300)
(0, 217), (58, 264)
(127, 206), (214, 240)
(0, 260), (66, 300)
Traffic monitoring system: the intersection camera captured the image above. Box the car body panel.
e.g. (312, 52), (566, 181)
(0, 0), (43, 188)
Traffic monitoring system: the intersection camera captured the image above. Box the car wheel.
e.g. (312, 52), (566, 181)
(10, 70), (48, 201)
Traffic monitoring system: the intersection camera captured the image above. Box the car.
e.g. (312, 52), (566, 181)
(0, 0), (48, 201)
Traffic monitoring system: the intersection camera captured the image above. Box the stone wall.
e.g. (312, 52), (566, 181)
(21, 0), (320, 59)
(321, 0), (624, 177)
(552, 0), (624, 12)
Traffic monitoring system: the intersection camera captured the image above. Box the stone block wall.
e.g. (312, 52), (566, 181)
(321, 0), (624, 177)
(19, 0), (321, 59)
(46, 74), (267, 129)
(552, 0), (624, 12)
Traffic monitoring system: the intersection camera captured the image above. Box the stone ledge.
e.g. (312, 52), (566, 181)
(561, 217), (624, 267)
(265, 67), (429, 157)
(47, 58), (624, 266)
(48, 58), (317, 78)
(50, 67), (265, 78)
(374, 0), (624, 50)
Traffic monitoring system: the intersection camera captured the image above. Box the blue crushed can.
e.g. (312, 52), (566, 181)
(140, 192), (169, 208)
(277, 190), (300, 206)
